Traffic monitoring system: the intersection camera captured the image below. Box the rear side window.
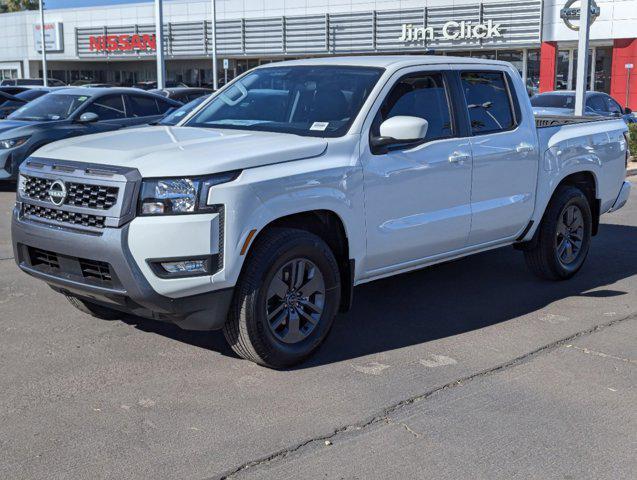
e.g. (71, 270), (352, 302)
(128, 95), (160, 117)
(460, 71), (515, 135)
(374, 72), (453, 141)
(587, 95), (606, 112)
(155, 98), (175, 114)
(84, 95), (125, 120)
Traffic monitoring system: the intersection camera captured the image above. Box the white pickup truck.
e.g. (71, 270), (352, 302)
(12, 56), (631, 368)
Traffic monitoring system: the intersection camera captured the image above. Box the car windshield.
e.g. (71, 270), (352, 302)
(531, 94), (575, 109)
(159, 95), (209, 126)
(8, 93), (90, 121)
(186, 66), (383, 137)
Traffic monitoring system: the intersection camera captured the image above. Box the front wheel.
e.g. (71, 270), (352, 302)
(223, 228), (341, 368)
(524, 186), (592, 280)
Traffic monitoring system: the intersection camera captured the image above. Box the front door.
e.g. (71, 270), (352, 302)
(360, 68), (473, 276)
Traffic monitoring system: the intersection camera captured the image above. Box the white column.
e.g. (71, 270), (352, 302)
(522, 48), (528, 85)
(574, 0), (591, 116)
(211, 0), (218, 90)
(589, 46), (596, 90)
(39, 0), (47, 86)
(567, 49), (574, 90)
(155, 0), (166, 89)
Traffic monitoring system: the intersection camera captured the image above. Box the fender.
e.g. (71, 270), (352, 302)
(211, 153), (366, 288)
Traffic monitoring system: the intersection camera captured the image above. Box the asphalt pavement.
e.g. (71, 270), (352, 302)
(0, 178), (635, 480)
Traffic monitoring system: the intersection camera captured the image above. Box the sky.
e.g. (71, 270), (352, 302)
(45, 0), (153, 9)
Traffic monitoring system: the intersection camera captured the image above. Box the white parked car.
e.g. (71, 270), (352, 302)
(12, 56), (632, 368)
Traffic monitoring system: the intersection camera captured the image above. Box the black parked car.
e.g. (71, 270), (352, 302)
(0, 88), (54, 119)
(531, 91), (636, 124)
(0, 88), (181, 182)
(1, 78), (66, 87)
(133, 80), (188, 90)
(150, 87), (213, 103)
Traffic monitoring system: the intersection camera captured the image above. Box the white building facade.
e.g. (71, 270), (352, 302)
(0, 0), (635, 106)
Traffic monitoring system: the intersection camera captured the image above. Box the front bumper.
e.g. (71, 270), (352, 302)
(11, 207), (233, 330)
(608, 180), (632, 212)
(0, 149), (17, 180)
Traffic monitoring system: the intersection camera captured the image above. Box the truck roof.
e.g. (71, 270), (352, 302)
(260, 55), (510, 69)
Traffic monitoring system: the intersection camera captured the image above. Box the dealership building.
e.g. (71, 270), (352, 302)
(0, 0), (635, 107)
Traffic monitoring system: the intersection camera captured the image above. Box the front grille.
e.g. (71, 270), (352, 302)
(26, 246), (115, 287)
(79, 259), (113, 282)
(23, 175), (119, 210)
(23, 203), (106, 229)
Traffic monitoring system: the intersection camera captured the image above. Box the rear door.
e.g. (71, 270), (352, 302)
(457, 68), (539, 246)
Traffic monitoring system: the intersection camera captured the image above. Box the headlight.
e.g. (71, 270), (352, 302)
(0, 137), (29, 149)
(138, 171), (240, 215)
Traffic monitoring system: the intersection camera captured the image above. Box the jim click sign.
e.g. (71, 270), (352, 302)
(89, 34), (156, 52)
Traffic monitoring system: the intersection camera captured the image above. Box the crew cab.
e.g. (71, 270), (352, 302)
(11, 56), (632, 368)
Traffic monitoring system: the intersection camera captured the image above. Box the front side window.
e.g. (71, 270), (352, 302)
(186, 66), (383, 137)
(83, 95), (125, 120)
(8, 93), (90, 121)
(372, 72), (453, 141)
(461, 72), (515, 135)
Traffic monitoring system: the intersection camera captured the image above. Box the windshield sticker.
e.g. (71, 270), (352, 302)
(78, 96), (88, 102)
(310, 122), (329, 131)
(50, 115), (61, 120)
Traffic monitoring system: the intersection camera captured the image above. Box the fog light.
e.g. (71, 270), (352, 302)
(149, 255), (216, 278)
(161, 260), (207, 274)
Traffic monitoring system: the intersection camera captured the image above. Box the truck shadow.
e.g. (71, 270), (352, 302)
(123, 223), (637, 367)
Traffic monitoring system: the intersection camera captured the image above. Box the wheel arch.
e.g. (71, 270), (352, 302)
(519, 169), (599, 250)
(552, 170), (599, 235)
(241, 209), (355, 313)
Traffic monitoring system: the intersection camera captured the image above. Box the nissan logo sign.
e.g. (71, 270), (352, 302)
(48, 179), (67, 206)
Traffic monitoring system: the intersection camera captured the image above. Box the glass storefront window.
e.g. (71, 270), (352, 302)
(593, 47), (612, 93)
(526, 49), (540, 96)
(556, 49), (570, 90)
(572, 48), (593, 90)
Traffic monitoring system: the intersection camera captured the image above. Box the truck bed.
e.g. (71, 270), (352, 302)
(535, 114), (611, 128)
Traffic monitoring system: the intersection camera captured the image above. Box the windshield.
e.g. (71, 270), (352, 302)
(531, 94), (575, 109)
(186, 66), (383, 137)
(8, 93), (90, 121)
(159, 95), (209, 125)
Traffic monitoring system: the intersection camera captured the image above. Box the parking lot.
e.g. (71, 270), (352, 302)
(1, 177), (636, 479)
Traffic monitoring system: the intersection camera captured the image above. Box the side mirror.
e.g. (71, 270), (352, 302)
(371, 116), (429, 151)
(625, 107), (632, 115)
(77, 112), (99, 123)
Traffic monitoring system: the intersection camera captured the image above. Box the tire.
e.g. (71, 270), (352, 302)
(65, 295), (122, 320)
(223, 228), (341, 368)
(524, 185), (592, 280)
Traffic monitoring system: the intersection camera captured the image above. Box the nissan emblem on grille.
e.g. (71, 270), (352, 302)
(48, 180), (67, 206)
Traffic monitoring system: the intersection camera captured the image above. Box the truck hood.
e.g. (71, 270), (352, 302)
(34, 126), (328, 177)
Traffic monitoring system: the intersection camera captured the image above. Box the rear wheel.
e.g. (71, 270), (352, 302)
(65, 295), (122, 320)
(223, 228), (341, 368)
(524, 186), (592, 280)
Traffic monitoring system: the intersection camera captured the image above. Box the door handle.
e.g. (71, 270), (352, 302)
(516, 143), (535, 154)
(448, 151), (471, 164)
